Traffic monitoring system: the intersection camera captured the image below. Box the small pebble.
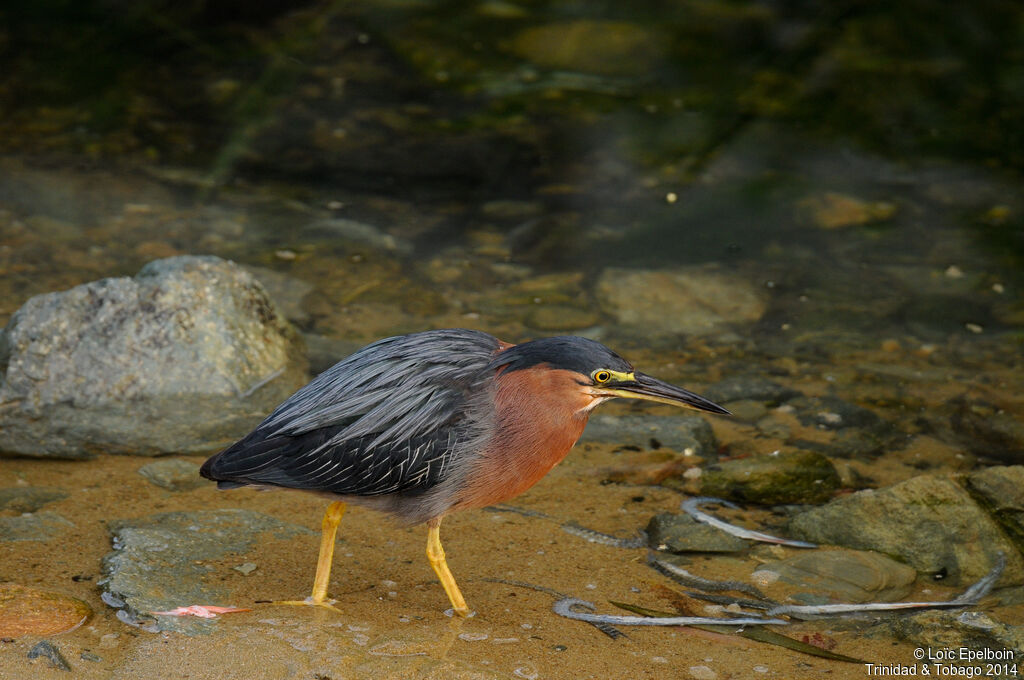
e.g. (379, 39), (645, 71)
(233, 562), (258, 575)
(753, 665), (770, 673)
(274, 249), (297, 261)
(81, 652), (102, 662)
(751, 570), (780, 586)
(965, 323), (983, 333)
(689, 665), (717, 680)
(652, 656), (668, 663)
(491, 637), (520, 644)
(458, 632), (489, 642)
(818, 412), (843, 425)
(945, 265), (964, 278)
(520, 623), (533, 630)
(666, 192), (678, 204)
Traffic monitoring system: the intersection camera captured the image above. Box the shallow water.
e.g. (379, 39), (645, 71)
(1, 0), (1023, 678)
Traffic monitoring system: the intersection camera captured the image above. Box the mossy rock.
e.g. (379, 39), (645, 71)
(699, 449), (840, 505)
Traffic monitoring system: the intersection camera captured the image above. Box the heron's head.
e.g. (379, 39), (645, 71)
(490, 336), (729, 415)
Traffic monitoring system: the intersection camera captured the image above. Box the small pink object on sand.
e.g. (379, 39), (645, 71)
(151, 605), (252, 618)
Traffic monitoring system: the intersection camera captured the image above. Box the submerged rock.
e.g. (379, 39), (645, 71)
(790, 395), (885, 431)
(0, 256), (308, 458)
(886, 611), (1024, 664)
(789, 475), (1024, 586)
(789, 395), (903, 458)
(242, 265), (315, 326)
(797, 192), (897, 230)
(137, 459), (204, 491)
(301, 218), (413, 255)
(100, 509), (312, 635)
(703, 377), (802, 406)
(0, 584), (91, 638)
(965, 466), (1024, 549)
(301, 333), (364, 377)
(0, 487), (67, 513)
(580, 414), (717, 457)
(698, 450), (840, 505)
(753, 549), (916, 603)
(646, 513), (748, 553)
(0, 512), (73, 542)
(951, 398), (1024, 463)
(526, 305), (600, 331)
(509, 20), (666, 77)
(595, 266), (767, 336)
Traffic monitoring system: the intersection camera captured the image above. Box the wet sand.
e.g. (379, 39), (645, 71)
(3, 414), (999, 680)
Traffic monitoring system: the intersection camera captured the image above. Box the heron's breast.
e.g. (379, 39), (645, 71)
(454, 367), (596, 510)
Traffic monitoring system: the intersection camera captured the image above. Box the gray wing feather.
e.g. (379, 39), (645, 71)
(262, 331), (495, 443)
(205, 329), (499, 498)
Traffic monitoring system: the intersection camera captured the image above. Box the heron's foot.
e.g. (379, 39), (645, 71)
(445, 606), (475, 618)
(270, 596), (343, 613)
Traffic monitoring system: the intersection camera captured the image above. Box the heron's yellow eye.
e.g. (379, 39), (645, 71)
(593, 370), (611, 383)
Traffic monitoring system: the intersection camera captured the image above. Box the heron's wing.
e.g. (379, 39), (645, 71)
(203, 427), (461, 496)
(200, 329), (498, 496)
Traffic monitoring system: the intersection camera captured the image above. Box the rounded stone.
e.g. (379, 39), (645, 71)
(0, 584), (91, 637)
(595, 266), (767, 336)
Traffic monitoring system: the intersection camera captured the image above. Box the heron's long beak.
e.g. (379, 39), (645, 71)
(598, 372), (730, 415)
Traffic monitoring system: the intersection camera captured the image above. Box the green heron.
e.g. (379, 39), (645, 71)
(200, 329), (727, 616)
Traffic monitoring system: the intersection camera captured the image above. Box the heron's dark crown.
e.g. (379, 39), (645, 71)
(490, 336), (633, 376)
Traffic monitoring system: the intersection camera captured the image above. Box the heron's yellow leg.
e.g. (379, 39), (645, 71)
(426, 519), (471, 617)
(274, 501), (346, 612)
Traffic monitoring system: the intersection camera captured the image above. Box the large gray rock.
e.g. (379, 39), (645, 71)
(594, 265), (767, 336)
(0, 256), (308, 458)
(100, 509), (312, 635)
(789, 475), (1024, 586)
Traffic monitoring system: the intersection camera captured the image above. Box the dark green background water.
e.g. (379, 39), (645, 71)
(1, 0), (1021, 350)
